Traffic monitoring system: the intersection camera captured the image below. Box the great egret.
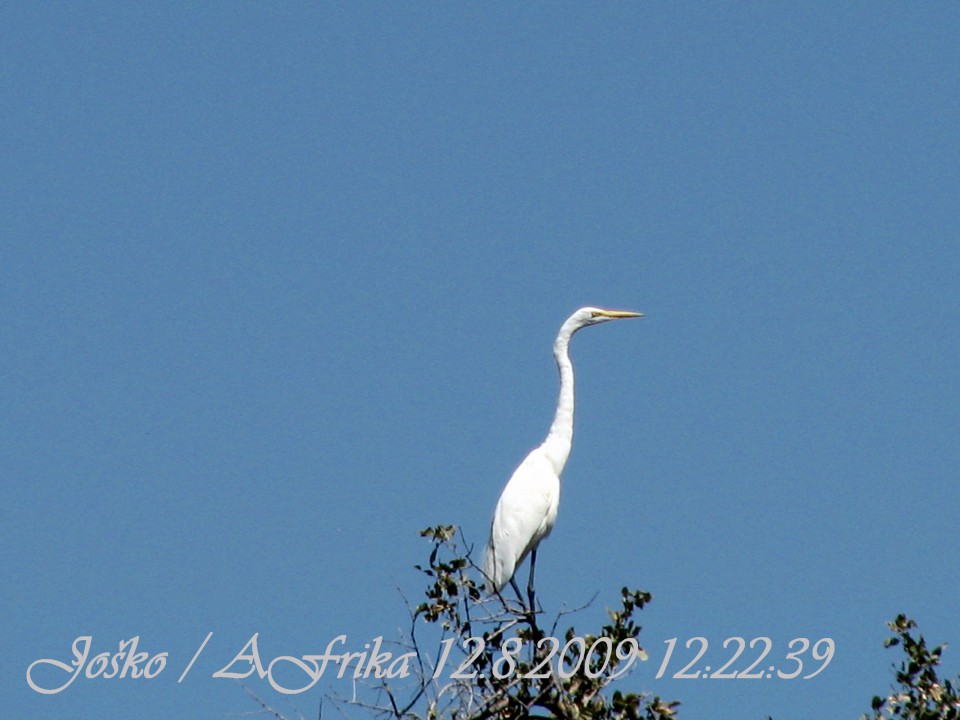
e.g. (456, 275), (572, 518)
(482, 307), (643, 599)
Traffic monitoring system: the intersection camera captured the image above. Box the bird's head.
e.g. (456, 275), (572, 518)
(571, 306), (644, 329)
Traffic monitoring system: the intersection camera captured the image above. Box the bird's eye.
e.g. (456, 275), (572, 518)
(590, 312), (602, 318)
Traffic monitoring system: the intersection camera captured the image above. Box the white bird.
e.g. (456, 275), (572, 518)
(483, 307), (643, 598)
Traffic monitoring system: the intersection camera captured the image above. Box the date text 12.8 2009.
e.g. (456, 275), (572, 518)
(431, 636), (645, 681)
(656, 637), (834, 680)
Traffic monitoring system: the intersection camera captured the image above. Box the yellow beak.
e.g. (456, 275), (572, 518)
(596, 309), (644, 319)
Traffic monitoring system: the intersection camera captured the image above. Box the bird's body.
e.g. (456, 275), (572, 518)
(484, 446), (561, 591)
(483, 307), (642, 594)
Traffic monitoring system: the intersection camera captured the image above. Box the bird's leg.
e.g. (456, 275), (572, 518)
(526, 550), (542, 639)
(509, 576), (527, 612)
(527, 549), (537, 610)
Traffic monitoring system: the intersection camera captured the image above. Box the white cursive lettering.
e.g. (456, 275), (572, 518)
(26, 636), (167, 694)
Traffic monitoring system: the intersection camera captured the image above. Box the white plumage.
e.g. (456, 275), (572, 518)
(483, 307), (642, 593)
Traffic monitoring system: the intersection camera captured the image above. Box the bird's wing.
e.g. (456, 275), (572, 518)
(485, 448), (560, 589)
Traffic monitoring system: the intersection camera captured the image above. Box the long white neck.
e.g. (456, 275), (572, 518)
(541, 323), (577, 475)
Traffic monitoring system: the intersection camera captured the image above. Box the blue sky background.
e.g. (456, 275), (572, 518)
(3, 3), (958, 719)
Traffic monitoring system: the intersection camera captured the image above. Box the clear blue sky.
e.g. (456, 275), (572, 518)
(3, 3), (958, 719)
